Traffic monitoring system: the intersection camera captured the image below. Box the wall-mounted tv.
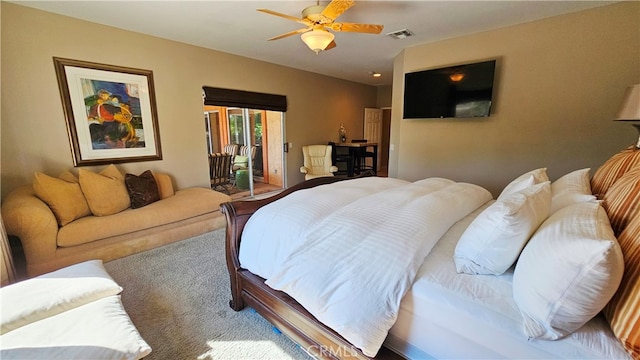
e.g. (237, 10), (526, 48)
(403, 60), (496, 119)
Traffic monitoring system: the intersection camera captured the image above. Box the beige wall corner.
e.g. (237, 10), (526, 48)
(390, 2), (640, 196)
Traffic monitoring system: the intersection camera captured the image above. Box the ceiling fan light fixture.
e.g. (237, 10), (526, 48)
(301, 29), (335, 54)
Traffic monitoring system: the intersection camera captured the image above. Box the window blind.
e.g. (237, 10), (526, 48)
(202, 86), (287, 112)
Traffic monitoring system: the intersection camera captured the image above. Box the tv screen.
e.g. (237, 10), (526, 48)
(403, 60), (496, 119)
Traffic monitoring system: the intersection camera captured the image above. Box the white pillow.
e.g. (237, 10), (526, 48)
(512, 202), (624, 340)
(551, 168), (597, 214)
(1, 260), (122, 334)
(454, 181), (551, 275)
(498, 168), (549, 200)
(0, 295), (151, 360)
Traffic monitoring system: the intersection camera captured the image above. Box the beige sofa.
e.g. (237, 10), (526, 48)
(1, 171), (231, 277)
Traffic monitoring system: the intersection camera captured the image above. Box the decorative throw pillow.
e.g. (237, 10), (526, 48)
(153, 173), (174, 199)
(513, 202), (624, 340)
(125, 170), (160, 209)
(79, 164), (130, 216)
(591, 145), (640, 199)
(603, 215), (640, 358)
(233, 155), (249, 169)
(550, 168), (597, 214)
(603, 166), (640, 236)
(497, 168), (548, 200)
(454, 181), (551, 275)
(57, 170), (79, 184)
(32, 172), (91, 226)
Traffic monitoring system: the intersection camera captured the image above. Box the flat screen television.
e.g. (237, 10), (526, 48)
(403, 60), (496, 119)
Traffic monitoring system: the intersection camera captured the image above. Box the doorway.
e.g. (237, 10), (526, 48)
(204, 105), (285, 198)
(363, 107), (391, 177)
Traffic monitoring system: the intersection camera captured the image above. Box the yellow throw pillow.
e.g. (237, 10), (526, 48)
(79, 164), (131, 216)
(152, 173), (174, 199)
(32, 172), (91, 226)
(57, 170), (79, 183)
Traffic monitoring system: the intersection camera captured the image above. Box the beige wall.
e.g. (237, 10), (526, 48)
(390, 2), (640, 196)
(0, 3), (377, 198)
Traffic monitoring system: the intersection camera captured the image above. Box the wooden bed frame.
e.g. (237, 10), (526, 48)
(220, 175), (403, 360)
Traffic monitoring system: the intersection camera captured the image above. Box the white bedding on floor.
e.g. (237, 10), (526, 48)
(1, 259), (123, 335)
(1, 295), (151, 360)
(242, 177), (492, 357)
(386, 202), (631, 359)
(1, 260), (151, 360)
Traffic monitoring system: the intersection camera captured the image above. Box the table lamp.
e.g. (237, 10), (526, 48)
(614, 84), (640, 148)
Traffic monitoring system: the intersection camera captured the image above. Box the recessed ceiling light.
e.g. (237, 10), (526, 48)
(368, 71), (381, 78)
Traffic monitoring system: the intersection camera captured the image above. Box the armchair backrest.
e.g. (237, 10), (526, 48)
(222, 144), (239, 164)
(209, 153), (233, 188)
(301, 145), (335, 180)
(239, 145), (256, 160)
(223, 144), (238, 156)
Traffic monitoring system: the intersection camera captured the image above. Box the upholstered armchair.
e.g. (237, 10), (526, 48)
(300, 145), (339, 180)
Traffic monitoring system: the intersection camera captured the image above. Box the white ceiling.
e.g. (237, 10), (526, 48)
(11, 0), (616, 86)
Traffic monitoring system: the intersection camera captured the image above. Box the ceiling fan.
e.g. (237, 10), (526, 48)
(257, 0), (384, 54)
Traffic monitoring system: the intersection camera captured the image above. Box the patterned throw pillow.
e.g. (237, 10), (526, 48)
(591, 146), (640, 199)
(603, 166), (640, 236)
(79, 164), (131, 216)
(124, 170), (160, 209)
(603, 215), (640, 359)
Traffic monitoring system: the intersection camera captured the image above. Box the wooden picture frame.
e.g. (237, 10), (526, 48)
(53, 57), (162, 166)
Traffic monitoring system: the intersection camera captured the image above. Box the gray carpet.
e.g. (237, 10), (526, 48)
(104, 229), (312, 360)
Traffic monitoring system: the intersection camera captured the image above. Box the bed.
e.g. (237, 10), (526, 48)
(220, 146), (640, 360)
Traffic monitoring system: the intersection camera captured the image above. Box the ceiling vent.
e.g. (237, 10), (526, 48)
(386, 29), (414, 40)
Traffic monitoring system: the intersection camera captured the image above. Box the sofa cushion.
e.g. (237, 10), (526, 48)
(57, 188), (231, 247)
(32, 172), (91, 226)
(79, 165), (130, 216)
(125, 170), (160, 209)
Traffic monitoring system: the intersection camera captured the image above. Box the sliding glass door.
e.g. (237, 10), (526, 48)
(202, 86), (287, 199)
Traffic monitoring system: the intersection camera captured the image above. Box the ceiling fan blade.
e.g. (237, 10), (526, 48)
(325, 40), (337, 50)
(257, 9), (311, 26)
(330, 22), (383, 34)
(268, 27), (311, 41)
(321, 0), (355, 21)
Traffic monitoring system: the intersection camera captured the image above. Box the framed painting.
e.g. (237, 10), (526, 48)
(53, 57), (162, 166)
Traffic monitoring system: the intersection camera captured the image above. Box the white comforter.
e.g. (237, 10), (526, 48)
(240, 177), (492, 357)
(240, 177), (410, 279)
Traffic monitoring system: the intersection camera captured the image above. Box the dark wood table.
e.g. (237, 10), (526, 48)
(334, 142), (378, 176)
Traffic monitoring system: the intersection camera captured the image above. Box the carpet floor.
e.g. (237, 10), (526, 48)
(104, 229), (311, 360)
